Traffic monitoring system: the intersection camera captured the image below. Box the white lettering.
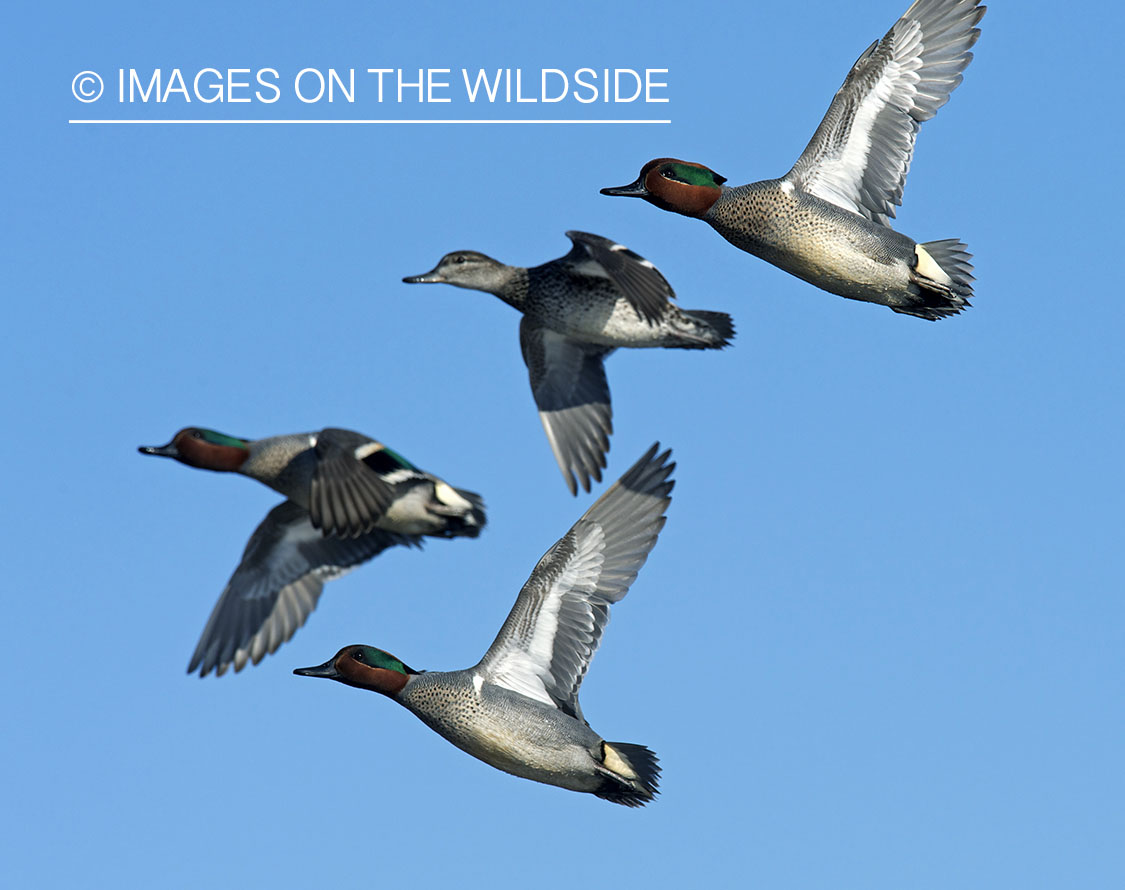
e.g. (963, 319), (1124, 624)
(573, 68), (598, 104)
(541, 69), (568, 103)
(328, 68), (355, 103)
(294, 68), (325, 103)
(366, 69), (393, 102)
(128, 70), (160, 103)
(515, 68), (536, 103)
(161, 69), (190, 102)
(428, 68), (451, 103)
(614, 69), (642, 103)
(256, 69), (281, 103)
(227, 68), (251, 103)
(645, 69), (669, 103)
(398, 68), (424, 102)
(462, 69), (503, 103)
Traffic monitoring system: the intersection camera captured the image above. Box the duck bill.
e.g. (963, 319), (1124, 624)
(138, 441), (179, 458)
(294, 659), (340, 680)
(402, 268), (445, 284)
(600, 178), (650, 198)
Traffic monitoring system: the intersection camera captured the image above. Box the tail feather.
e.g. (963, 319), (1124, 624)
(671, 309), (736, 349)
(459, 488), (487, 533)
(595, 742), (661, 807)
(897, 238), (974, 321)
(432, 487), (487, 538)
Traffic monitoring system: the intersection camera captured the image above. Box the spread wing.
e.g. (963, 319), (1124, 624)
(308, 428), (398, 537)
(187, 501), (416, 677)
(562, 231), (675, 326)
(475, 445), (673, 722)
(785, 0), (985, 225)
(520, 318), (614, 496)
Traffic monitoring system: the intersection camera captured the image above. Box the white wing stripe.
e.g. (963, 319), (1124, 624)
(474, 446), (674, 718)
(488, 525), (606, 703)
(812, 53), (914, 213)
(787, 2), (983, 224)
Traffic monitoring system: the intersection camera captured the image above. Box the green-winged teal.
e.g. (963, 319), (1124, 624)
(295, 444), (672, 806)
(404, 231), (731, 493)
(602, 0), (984, 320)
(139, 426), (486, 677)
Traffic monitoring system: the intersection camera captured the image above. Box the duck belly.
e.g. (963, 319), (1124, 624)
(529, 291), (666, 348)
(560, 303), (680, 348)
(377, 484), (447, 534)
(405, 682), (607, 792)
(450, 717), (606, 792)
(708, 185), (918, 304)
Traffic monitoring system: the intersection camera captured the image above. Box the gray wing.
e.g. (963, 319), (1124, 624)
(187, 500), (415, 677)
(563, 231), (675, 326)
(520, 317), (614, 496)
(475, 445), (673, 722)
(308, 428), (398, 538)
(785, 0), (985, 226)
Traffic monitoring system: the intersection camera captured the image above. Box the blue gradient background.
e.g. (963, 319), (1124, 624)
(6, 2), (1123, 887)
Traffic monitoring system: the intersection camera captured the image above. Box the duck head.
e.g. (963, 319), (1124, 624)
(295, 644), (418, 696)
(601, 158), (726, 217)
(138, 427), (250, 472)
(403, 251), (513, 293)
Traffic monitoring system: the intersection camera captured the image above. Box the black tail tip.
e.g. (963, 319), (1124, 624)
(595, 742), (661, 807)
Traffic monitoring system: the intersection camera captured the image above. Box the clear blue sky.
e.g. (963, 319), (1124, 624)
(6, 2), (1123, 887)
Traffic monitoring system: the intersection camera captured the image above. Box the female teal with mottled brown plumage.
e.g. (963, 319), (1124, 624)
(602, 0), (984, 320)
(295, 444), (672, 806)
(138, 426), (486, 677)
(404, 231), (732, 494)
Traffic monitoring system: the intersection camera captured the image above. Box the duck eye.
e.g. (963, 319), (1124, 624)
(191, 431), (203, 439)
(454, 255), (466, 264)
(352, 651), (365, 662)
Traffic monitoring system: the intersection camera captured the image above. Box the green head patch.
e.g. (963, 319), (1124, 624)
(660, 162), (726, 188)
(196, 428), (249, 449)
(351, 645), (413, 675)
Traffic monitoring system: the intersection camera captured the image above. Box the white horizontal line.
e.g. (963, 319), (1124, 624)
(68, 118), (672, 125)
